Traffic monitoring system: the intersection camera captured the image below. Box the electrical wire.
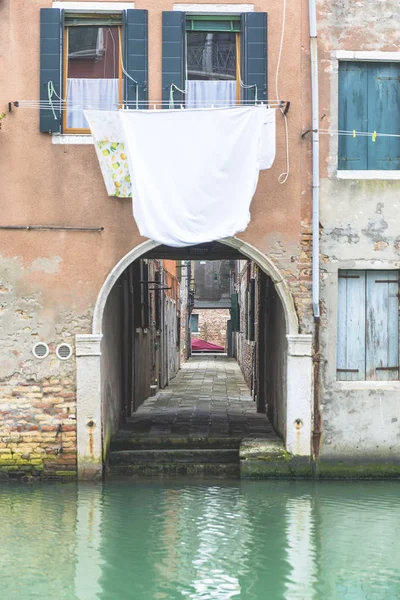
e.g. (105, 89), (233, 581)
(275, 0), (289, 184)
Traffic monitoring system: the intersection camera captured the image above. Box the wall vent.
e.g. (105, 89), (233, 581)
(32, 342), (49, 359)
(56, 343), (73, 361)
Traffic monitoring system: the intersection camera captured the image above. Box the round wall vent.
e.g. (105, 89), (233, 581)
(32, 342), (49, 359)
(56, 343), (73, 361)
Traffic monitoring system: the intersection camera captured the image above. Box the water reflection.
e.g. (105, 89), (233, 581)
(1, 481), (400, 599)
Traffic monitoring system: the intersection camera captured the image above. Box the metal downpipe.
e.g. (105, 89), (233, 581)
(309, 0), (322, 462)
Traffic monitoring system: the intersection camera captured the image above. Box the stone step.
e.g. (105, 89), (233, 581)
(110, 435), (241, 451)
(109, 448), (239, 467)
(107, 463), (240, 478)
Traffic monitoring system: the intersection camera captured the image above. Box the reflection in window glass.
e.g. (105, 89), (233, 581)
(66, 26), (120, 129)
(187, 32), (236, 81)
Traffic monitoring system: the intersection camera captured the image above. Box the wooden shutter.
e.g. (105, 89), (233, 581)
(231, 293), (240, 332)
(366, 271), (399, 380)
(338, 62), (368, 170)
(337, 270), (366, 380)
(40, 8), (63, 133)
(123, 9), (148, 108)
(162, 11), (185, 107)
(367, 63), (400, 170)
(241, 12), (267, 104)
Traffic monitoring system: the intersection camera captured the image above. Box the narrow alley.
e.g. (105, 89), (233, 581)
(119, 356), (276, 439)
(108, 356), (280, 477)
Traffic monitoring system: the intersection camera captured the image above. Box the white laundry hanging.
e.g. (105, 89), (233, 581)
(67, 78), (119, 129)
(85, 106), (276, 246)
(186, 80), (237, 108)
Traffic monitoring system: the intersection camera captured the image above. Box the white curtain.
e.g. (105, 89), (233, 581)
(67, 78), (119, 129)
(186, 80), (236, 109)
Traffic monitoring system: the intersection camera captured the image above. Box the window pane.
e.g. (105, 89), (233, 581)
(187, 32), (236, 80)
(66, 26), (120, 129)
(191, 314), (199, 333)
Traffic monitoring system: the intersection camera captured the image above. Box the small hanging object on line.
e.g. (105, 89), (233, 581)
(352, 129), (356, 138)
(372, 130), (377, 142)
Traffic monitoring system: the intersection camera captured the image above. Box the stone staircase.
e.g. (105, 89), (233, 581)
(107, 433), (241, 477)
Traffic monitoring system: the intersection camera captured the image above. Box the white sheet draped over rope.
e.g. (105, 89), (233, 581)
(85, 106), (276, 247)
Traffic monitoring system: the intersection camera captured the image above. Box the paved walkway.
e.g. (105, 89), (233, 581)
(122, 356), (278, 440)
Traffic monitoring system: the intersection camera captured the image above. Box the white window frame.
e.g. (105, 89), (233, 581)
(330, 50), (400, 180)
(51, 2), (135, 144)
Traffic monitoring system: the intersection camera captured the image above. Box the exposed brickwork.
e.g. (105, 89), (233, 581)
(0, 376), (77, 480)
(191, 308), (230, 348)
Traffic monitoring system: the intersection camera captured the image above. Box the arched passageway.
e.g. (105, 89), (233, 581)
(76, 238), (312, 479)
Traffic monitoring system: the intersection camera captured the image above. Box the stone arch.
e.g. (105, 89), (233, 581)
(76, 237), (311, 479)
(92, 237), (299, 336)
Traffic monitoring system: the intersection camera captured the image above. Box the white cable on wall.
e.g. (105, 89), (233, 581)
(275, 0), (289, 184)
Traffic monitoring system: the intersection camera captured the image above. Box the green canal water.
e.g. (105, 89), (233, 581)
(1, 480), (400, 599)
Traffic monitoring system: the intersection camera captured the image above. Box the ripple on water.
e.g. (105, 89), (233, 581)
(0, 481), (400, 599)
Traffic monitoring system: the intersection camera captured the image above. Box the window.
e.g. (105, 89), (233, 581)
(190, 313), (199, 333)
(64, 14), (122, 132)
(337, 270), (399, 381)
(186, 16), (240, 107)
(338, 62), (400, 170)
(39, 8), (148, 134)
(161, 11), (267, 109)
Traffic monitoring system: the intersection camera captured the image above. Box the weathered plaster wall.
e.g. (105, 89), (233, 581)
(0, 0), (313, 475)
(317, 0), (400, 459)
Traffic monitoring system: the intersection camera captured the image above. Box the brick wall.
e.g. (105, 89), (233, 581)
(0, 375), (77, 480)
(191, 308), (230, 348)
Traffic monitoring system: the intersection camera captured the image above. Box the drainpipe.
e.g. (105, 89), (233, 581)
(309, 0), (322, 461)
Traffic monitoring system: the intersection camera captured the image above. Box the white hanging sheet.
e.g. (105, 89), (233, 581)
(186, 80), (237, 108)
(67, 78), (119, 129)
(260, 109), (276, 170)
(85, 106), (276, 246)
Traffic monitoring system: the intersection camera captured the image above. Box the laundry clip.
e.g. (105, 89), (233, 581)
(372, 131), (377, 142)
(352, 129), (356, 138)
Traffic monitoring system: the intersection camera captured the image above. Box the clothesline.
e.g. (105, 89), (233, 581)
(13, 100), (286, 109)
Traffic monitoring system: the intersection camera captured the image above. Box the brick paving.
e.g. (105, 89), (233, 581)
(122, 355), (278, 440)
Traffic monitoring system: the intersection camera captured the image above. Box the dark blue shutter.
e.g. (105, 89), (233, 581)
(162, 11), (185, 107)
(367, 63), (400, 170)
(241, 12), (267, 104)
(123, 10), (148, 109)
(40, 8), (63, 133)
(338, 62), (368, 170)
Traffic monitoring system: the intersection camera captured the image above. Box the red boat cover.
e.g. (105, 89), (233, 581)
(192, 338), (224, 352)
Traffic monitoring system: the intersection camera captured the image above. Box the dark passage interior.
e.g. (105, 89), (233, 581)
(100, 241), (288, 474)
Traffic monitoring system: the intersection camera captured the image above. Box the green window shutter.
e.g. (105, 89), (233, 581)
(40, 8), (63, 133)
(367, 63), (400, 170)
(123, 9), (148, 109)
(162, 11), (185, 107)
(337, 270), (366, 381)
(241, 12), (267, 104)
(231, 293), (240, 332)
(338, 62), (368, 170)
(366, 271), (399, 381)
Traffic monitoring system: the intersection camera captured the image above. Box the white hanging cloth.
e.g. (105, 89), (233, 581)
(85, 106), (276, 247)
(186, 80), (237, 108)
(67, 78), (119, 129)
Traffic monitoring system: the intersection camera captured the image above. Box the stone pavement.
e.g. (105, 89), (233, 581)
(122, 355), (278, 440)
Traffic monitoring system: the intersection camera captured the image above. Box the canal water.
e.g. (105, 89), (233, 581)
(1, 480), (400, 599)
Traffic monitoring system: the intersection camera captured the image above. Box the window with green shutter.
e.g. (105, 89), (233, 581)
(338, 62), (400, 170)
(162, 11), (267, 108)
(337, 270), (399, 380)
(39, 8), (148, 134)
